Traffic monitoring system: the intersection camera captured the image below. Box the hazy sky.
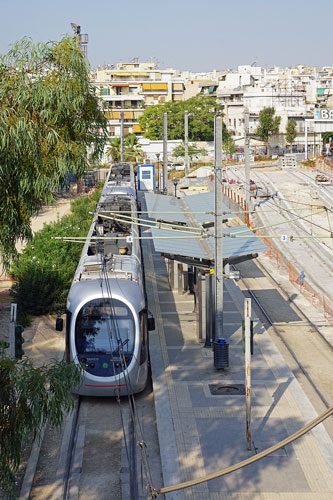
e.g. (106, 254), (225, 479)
(0, 0), (331, 71)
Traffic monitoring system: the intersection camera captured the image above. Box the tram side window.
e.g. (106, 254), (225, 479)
(139, 310), (148, 364)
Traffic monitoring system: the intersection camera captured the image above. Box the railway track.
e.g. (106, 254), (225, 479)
(226, 165), (333, 302)
(24, 378), (161, 500)
(61, 396), (137, 500)
(235, 258), (333, 439)
(248, 170), (333, 299)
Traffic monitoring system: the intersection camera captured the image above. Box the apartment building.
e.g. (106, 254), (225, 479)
(91, 60), (333, 154)
(90, 62), (185, 137)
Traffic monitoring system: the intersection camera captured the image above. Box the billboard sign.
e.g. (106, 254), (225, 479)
(315, 109), (333, 120)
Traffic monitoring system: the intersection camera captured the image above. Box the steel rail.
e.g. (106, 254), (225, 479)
(238, 274), (331, 410)
(63, 396), (81, 500)
(255, 259), (333, 351)
(254, 201), (333, 301)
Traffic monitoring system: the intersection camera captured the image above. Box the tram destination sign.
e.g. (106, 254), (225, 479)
(315, 109), (333, 120)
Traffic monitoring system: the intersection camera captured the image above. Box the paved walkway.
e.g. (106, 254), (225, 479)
(143, 237), (333, 499)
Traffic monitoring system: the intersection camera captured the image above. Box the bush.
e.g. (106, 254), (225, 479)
(254, 155), (271, 162)
(302, 159), (315, 168)
(10, 191), (101, 317)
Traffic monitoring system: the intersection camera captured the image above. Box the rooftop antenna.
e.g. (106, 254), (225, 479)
(71, 23), (88, 59)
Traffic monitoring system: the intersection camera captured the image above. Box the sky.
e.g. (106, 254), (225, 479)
(0, 0), (331, 72)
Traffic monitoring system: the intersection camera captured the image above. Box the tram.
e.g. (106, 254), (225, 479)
(57, 162), (154, 396)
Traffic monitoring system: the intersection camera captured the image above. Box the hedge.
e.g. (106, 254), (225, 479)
(10, 191), (100, 320)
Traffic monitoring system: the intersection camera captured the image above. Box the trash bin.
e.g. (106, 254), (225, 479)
(213, 338), (229, 369)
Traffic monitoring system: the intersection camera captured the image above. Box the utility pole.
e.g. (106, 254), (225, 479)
(214, 115), (223, 343)
(244, 298), (252, 451)
(163, 112), (168, 194)
(120, 111), (124, 162)
(9, 303), (17, 359)
(156, 153), (160, 192)
(244, 107), (251, 225)
(185, 110), (189, 177)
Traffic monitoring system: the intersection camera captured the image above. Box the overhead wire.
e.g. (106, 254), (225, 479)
(77, 183), (155, 495)
(107, 197), (155, 492)
(259, 195), (333, 234)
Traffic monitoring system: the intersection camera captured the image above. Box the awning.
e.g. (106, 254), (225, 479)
(143, 192), (268, 265)
(144, 192), (234, 225)
(149, 225), (267, 264)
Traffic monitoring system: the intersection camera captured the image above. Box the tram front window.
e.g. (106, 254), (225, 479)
(75, 298), (135, 355)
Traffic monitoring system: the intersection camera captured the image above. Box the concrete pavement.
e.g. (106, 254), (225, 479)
(143, 236), (333, 499)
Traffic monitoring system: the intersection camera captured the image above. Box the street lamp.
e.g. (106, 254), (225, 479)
(172, 178), (179, 197)
(156, 153), (160, 192)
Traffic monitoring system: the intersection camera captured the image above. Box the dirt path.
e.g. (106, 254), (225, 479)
(0, 195), (75, 344)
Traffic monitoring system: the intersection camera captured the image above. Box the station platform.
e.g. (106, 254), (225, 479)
(143, 236), (333, 500)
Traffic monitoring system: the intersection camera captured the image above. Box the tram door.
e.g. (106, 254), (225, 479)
(138, 164), (155, 191)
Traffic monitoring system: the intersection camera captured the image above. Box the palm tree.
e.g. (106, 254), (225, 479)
(106, 134), (143, 164)
(124, 133), (144, 163)
(106, 136), (121, 163)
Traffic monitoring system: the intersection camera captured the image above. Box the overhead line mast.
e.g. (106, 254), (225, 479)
(71, 23), (88, 59)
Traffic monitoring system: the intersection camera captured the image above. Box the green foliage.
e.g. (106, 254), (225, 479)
(322, 131), (333, 143)
(107, 137), (121, 163)
(222, 136), (236, 157)
(0, 36), (107, 266)
(138, 95), (228, 141)
(172, 141), (207, 159)
(285, 119), (297, 147)
(106, 133), (144, 164)
(302, 159), (315, 168)
(256, 107), (281, 143)
(0, 356), (83, 497)
(10, 191), (100, 316)
(254, 155), (272, 162)
(124, 133), (144, 163)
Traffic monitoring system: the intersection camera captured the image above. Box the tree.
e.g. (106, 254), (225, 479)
(0, 37), (108, 267)
(0, 355), (83, 498)
(222, 136), (236, 157)
(138, 95), (228, 141)
(172, 141), (207, 160)
(106, 133), (144, 164)
(256, 107), (281, 155)
(106, 137), (122, 163)
(123, 133), (144, 163)
(285, 119), (297, 152)
(322, 131), (333, 153)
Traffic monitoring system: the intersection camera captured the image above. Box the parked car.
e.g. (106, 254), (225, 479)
(173, 163), (185, 171)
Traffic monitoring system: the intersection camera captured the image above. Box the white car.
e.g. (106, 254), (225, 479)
(171, 162), (185, 171)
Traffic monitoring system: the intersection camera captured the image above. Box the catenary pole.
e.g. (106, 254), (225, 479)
(305, 120), (308, 160)
(120, 111), (124, 162)
(244, 108), (251, 225)
(244, 298), (252, 450)
(214, 115), (223, 343)
(185, 110), (189, 177)
(163, 112), (168, 194)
